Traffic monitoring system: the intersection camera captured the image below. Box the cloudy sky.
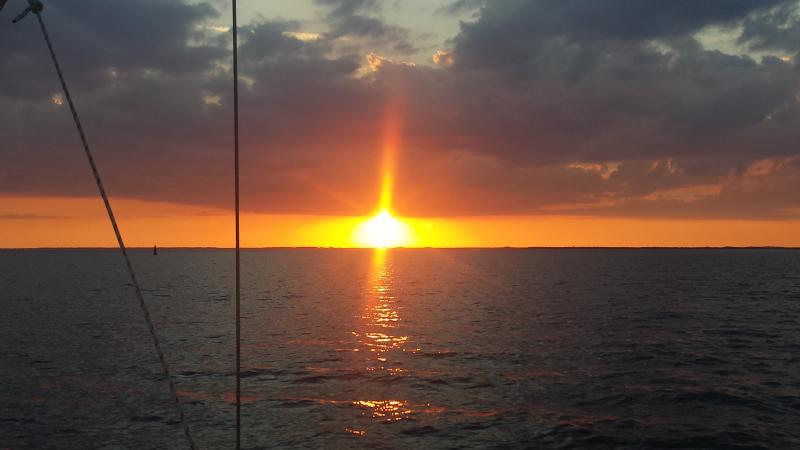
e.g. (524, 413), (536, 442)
(2, 0), (800, 246)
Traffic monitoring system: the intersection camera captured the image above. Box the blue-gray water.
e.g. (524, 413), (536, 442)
(1, 249), (799, 449)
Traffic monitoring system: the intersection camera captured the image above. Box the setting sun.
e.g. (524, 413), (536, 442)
(353, 210), (412, 248)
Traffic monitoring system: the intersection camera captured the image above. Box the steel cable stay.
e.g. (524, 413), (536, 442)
(6, 1), (199, 448)
(231, 0), (242, 448)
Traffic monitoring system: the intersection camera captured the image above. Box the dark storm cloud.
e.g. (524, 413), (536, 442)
(0, 0), (235, 209)
(390, 0), (800, 216)
(315, 0), (417, 54)
(2, 0), (800, 219)
(0, 5), (386, 215)
(455, 0), (783, 48)
(390, 39), (799, 165)
(451, 0), (786, 76)
(439, 1), (800, 156)
(0, 0), (223, 100)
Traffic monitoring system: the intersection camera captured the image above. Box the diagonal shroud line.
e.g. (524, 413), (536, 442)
(19, 6), (196, 450)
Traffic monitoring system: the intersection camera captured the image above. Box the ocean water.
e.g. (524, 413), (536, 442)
(1, 249), (799, 449)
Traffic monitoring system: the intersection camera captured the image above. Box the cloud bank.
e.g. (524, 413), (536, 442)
(1, 0), (800, 219)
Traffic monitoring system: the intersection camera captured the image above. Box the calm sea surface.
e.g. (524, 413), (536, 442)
(1, 249), (799, 449)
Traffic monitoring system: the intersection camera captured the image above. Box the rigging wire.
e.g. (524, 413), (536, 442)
(232, 0), (242, 449)
(14, 4), (195, 449)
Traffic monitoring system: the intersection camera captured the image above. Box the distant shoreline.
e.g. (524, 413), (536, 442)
(1, 247), (799, 250)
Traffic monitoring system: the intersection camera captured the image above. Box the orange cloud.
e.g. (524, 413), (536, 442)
(432, 49), (454, 67)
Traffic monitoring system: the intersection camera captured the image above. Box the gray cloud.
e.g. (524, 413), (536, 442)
(437, 0), (485, 17)
(0, 0), (223, 100)
(315, 0), (417, 55)
(739, 2), (800, 52)
(2, 0), (800, 220)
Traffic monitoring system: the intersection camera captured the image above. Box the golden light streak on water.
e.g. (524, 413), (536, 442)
(349, 249), (414, 429)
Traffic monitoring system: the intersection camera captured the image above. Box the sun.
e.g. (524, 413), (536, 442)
(354, 210), (412, 248)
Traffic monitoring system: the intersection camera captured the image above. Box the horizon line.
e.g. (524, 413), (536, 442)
(1, 246), (799, 250)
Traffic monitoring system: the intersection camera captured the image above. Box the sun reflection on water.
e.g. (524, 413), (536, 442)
(349, 249), (414, 427)
(355, 249), (409, 365)
(352, 399), (413, 422)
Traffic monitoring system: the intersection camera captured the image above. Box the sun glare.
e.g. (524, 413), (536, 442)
(354, 210), (412, 248)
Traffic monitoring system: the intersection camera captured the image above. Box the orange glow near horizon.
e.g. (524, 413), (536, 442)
(2, 196), (800, 248)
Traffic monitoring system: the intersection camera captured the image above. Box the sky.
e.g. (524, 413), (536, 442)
(2, 0), (800, 247)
